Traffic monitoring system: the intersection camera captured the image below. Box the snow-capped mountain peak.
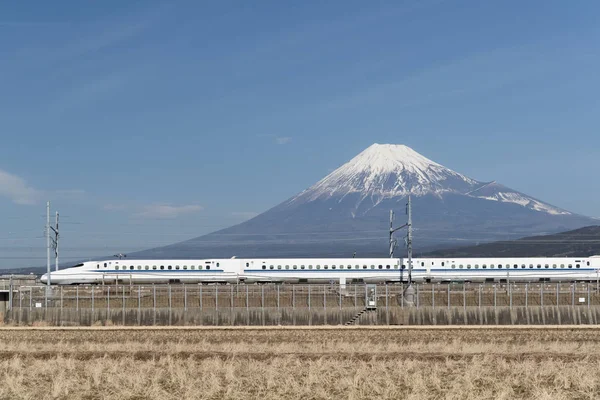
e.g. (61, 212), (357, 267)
(293, 143), (479, 202)
(288, 143), (571, 217)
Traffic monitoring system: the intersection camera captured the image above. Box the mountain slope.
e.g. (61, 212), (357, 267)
(425, 226), (600, 257)
(134, 144), (597, 259)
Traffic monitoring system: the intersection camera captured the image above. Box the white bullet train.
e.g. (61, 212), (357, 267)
(40, 256), (600, 285)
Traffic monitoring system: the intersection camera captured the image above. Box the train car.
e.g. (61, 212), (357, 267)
(40, 255), (600, 285)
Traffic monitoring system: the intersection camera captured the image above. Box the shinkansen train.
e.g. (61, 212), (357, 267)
(40, 256), (600, 285)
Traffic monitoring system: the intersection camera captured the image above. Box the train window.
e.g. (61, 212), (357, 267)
(475, 265), (479, 269)
(277, 266), (281, 270)
(216, 263), (220, 267)
(191, 266), (195, 270)
(262, 266), (266, 270)
(308, 265), (313, 270)
(301, 266), (305, 269)
(482, 265), (486, 269)
(588, 262), (590, 266)
(97, 265), (100, 269)
(421, 262), (425, 267)
(451, 265), (456, 269)
(175, 266), (180, 270)
(568, 265), (572, 269)
(137, 266), (141, 270)
(348, 266), (352, 269)
(576, 264), (580, 268)
(363, 265), (367, 269)
(442, 262), (445, 266)
(552, 264), (557, 268)
(168, 266), (172, 270)
(316, 266), (320, 270)
(370, 265), (374, 269)
(467, 265), (471, 269)
(246, 263), (249, 267)
(206, 266), (210, 270)
(561, 264), (565, 268)
(332, 266), (336, 269)
(324, 266), (328, 269)
(499, 265), (503, 269)
(153, 266), (157, 270)
(402, 265), (406, 269)
(545, 265), (549, 269)
(394, 265), (398, 269)
(183, 265), (187, 270)
(104, 263), (107, 268)
(270, 266), (274, 270)
(386, 265), (390, 269)
(115, 266), (119, 270)
(378, 265), (383, 269)
(521, 265), (525, 269)
(145, 266), (149, 270)
(459, 265), (463, 269)
(537, 265), (541, 269)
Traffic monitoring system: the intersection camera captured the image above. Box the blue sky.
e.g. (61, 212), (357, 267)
(1, 0), (599, 268)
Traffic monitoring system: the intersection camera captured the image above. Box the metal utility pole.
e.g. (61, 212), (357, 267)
(390, 196), (415, 306)
(51, 211), (59, 271)
(46, 201), (51, 286)
(406, 195), (413, 284)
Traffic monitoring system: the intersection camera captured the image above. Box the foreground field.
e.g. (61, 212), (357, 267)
(0, 327), (599, 399)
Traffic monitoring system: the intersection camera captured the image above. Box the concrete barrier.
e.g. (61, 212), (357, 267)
(6, 306), (600, 326)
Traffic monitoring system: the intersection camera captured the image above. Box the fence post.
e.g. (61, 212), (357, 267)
(230, 285), (234, 310)
(29, 288), (32, 310)
(138, 285), (141, 324)
(308, 285), (311, 310)
(588, 283), (590, 309)
(91, 287), (94, 314)
(292, 285), (295, 309)
(215, 285), (218, 311)
(122, 285), (126, 325)
(556, 283), (559, 306)
(478, 284), (481, 308)
(8, 276), (13, 311)
(431, 284), (434, 308)
(416, 284), (420, 308)
(541, 284), (544, 307)
(199, 285), (202, 310)
(246, 285), (249, 325)
(277, 285), (280, 312)
(60, 286), (63, 310)
(494, 285), (497, 309)
(76, 286), (79, 311)
(107, 286), (110, 313)
(525, 283), (528, 308)
(184, 284), (187, 312)
(447, 285), (450, 309)
(323, 285), (326, 311)
(354, 285), (357, 307)
(571, 284), (575, 307)
(462, 284), (466, 309)
(509, 283), (512, 308)
(153, 285), (156, 325)
(261, 285), (265, 326)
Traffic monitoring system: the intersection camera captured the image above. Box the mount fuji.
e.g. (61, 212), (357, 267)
(135, 144), (597, 258)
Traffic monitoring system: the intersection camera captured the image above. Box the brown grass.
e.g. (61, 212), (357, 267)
(0, 328), (599, 399)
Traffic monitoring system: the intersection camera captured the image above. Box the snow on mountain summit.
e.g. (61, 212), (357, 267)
(289, 143), (571, 216)
(294, 143), (479, 202)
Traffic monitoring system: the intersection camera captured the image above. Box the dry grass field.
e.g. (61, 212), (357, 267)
(0, 327), (599, 399)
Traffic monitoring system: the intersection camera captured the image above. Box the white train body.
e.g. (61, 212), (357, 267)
(40, 256), (600, 285)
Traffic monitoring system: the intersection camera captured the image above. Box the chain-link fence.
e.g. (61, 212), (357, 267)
(9, 282), (600, 312)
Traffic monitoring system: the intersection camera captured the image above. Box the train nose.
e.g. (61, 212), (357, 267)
(40, 274), (48, 284)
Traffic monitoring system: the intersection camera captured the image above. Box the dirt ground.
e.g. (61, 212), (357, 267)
(0, 326), (598, 399)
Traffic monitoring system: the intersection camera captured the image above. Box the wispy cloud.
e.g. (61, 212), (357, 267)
(135, 204), (204, 219)
(275, 137), (292, 145)
(230, 211), (259, 220)
(259, 134), (292, 145)
(0, 169), (40, 205)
